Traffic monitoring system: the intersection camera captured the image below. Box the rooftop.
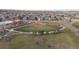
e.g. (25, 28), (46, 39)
(0, 21), (13, 25)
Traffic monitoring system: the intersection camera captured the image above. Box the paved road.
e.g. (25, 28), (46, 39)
(60, 17), (79, 36)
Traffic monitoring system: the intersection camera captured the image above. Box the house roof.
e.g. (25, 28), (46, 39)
(0, 21), (13, 25)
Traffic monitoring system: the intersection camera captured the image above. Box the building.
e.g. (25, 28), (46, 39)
(0, 21), (13, 29)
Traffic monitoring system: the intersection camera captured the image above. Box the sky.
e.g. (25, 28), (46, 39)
(0, 0), (79, 10)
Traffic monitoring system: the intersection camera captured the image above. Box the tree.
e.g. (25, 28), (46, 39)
(39, 30), (44, 35)
(0, 18), (2, 22)
(35, 17), (38, 20)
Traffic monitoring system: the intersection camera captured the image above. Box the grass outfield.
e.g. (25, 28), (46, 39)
(9, 28), (79, 49)
(15, 21), (61, 32)
(72, 22), (79, 28)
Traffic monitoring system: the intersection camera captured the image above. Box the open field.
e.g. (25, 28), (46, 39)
(72, 21), (79, 28)
(15, 21), (61, 32)
(8, 28), (79, 49)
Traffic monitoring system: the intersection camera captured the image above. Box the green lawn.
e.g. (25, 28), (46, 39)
(72, 22), (79, 28)
(9, 28), (79, 49)
(15, 22), (61, 32)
